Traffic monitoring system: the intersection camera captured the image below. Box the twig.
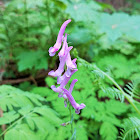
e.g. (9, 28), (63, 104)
(0, 70), (48, 85)
(0, 76), (34, 85)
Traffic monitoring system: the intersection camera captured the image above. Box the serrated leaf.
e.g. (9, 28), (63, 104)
(0, 111), (20, 125)
(5, 124), (40, 140)
(34, 106), (62, 125)
(76, 121), (88, 140)
(16, 50), (48, 71)
(100, 122), (118, 140)
(96, 54), (139, 79)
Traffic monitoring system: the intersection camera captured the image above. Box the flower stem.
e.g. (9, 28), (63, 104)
(69, 103), (73, 136)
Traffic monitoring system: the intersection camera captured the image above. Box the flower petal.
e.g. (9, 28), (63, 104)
(66, 52), (77, 72)
(58, 34), (67, 57)
(51, 85), (62, 93)
(49, 19), (71, 56)
(69, 79), (78, 94)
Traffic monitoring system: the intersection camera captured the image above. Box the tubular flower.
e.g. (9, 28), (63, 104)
(63, 88), (86, 114)
(48, 19), (85, 114)
(50, 69), (78, 96)
(58, 34), (68, 57)
(49, 19), (71, 56)
(48, 46), (73, 77)
(63, 79), (78, 107)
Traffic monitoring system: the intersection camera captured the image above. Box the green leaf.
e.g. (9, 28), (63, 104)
(65, 1), (101, 22)
(0, 85), (45, 111)
(16, 50), (48, 71)
(34, 106), (62, 125)
(68, 27), (92, 45)
(45, 77), (57, 88)
(100, 122), (118, 140)
(5, 124), (40, 140)
(96, 13), (140, 42)
(0, 111), (20, 125)
(121, 117), (140, 140)
(76, 121), (88, 140)
(95, 54), (140, 79)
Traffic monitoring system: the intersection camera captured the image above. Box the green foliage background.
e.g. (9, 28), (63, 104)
(0, 0), (140, 140)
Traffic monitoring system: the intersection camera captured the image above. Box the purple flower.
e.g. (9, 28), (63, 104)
(58, 34), (67, 57)
(69, 79), (78, 94)
(49, 19), (71, 56)
(63, 79), (78, 107)
(48, 46), (73, 77)
(66, 58), (77, 77)
(66, 52), (77, 69)
(62, 79), (78, 99)
(50, 69), (78, 95)
(63, 85), (86, 114)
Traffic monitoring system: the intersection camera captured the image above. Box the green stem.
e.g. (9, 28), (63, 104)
(95, 66), (140, 116)
(69, 103), (73, 136)
(0, 110), (34, 137)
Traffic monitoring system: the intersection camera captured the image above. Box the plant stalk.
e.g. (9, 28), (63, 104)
(95, 66), (140, 116)
(69, 103), (73, 136)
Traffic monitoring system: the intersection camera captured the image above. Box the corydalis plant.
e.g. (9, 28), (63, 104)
(48, 19), (85, 114)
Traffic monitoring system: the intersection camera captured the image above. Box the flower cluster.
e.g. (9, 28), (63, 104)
(48, 19), (85, 114)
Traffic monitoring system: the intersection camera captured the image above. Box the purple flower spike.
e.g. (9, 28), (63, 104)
(63, 88), (86, 114)
(48, 19), (85, 114)
(49, 19), (71, 56)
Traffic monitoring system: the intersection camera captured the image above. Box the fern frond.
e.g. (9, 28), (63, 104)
(124, 81), (140, 99)
(0, 85), (46, 111)
(101, 87), (124, 102)
(121, 117), (140, 140)
(92, 69), (105, 79)
(0, 85), (63, 139)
